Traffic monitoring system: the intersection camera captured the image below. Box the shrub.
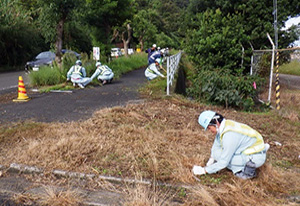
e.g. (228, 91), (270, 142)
(187, 69), (264, 110)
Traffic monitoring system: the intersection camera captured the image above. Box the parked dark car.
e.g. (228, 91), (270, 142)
(25, 50), (80, 72)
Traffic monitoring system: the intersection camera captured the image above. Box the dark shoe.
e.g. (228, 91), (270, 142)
(235, 160), (257, 180)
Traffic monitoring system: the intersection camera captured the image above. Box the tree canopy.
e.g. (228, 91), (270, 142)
(0, 0), (299, 69)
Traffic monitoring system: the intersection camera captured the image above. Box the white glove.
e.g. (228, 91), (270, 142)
(192, 165), (206, 176)
(206, 157), (215, 166)
(67, 78), (70, 81)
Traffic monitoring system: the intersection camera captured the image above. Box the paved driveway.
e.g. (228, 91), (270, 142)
(0, 68), (147, 123)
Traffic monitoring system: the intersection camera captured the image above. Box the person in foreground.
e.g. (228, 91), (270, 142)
(192, 110), (270, 180)
(91, 62), (114, 85)
(67, 60), (91, 88)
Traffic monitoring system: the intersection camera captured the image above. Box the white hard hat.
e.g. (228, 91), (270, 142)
(95, 62), (101, 67)
(76, 60), (82, 65)
(152, 44), (157, 48)
(198, 110), (216, 130)
(155, 58), (161, 64)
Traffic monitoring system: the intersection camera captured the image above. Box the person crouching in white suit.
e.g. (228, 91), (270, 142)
(91, 62), (114, 85)
(192, 110), (270, 180)
(144, 58), (165, 80)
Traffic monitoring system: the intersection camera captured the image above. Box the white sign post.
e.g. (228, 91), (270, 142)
(93, 47), (100, 61)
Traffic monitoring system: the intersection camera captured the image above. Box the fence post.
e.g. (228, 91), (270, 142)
(275, 51), (280, 110)
(167, 56), (170, 96)
(166, 51), (182, 96)
(267, 33), (275, 103)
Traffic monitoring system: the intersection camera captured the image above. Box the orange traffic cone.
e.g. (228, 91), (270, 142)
(13, 76), (30, 102)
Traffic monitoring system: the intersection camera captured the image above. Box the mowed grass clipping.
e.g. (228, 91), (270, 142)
(0, 95), (299, 205)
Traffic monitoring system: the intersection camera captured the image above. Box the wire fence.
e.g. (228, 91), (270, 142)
(166, 51), (182, 95)
(250, 33), (300, 109)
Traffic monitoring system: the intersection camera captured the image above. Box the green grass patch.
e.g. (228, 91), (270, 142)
(108, 53), (148, 79)
(279, 60), (300, 76)
(28, 52), (148, 89)
(29, 66), (65, 86)
(140, 77), (167, 98)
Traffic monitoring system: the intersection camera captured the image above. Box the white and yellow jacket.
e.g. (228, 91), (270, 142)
(205, 119), (266, 174)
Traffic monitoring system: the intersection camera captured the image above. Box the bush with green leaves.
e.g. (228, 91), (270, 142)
(184, 9), (248, 73)
(187, 69), (264, 111)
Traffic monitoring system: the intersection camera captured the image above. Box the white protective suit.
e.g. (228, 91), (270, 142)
(205, 119), (269, 174)
(91, 65), (114, 83)
(67, 65), (91, 87)
(145, 63), (164, 80)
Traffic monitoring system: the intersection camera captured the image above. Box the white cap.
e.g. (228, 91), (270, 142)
(155, 58), (161, 64)
(152, 44), (157, 48)
(95, 62), (101, 67)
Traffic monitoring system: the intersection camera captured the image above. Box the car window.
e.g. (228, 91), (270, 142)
(36, 51), (55, 59)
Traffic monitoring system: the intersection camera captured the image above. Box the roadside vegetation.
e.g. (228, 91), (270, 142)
(29, 52), (148, 92)
(279, 60), (300, 76)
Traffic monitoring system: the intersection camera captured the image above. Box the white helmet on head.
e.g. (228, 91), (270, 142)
(198, 110), (216, 130)
(155, 58), (161, 64)
(95, 62), (101, 67)
(76, 60), (82, 66)
(152, 44), (157, 48)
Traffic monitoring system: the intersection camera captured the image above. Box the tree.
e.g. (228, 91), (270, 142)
(84, 0), (135, 48)
(37, 0), (84, 67)
(186, 0), (300, 49)
(132, 10), (158, 51)
(121, 23), (133, 57)
(0, 0), (46, 67)
(184, 9), (248, 73)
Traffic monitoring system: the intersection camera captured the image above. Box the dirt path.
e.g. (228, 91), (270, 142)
(0, 68), (148, 123)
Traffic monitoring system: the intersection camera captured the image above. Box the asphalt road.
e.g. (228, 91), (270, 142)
(278, 73), (300, 89)
(0, 71), (29, 94)
(0, 68), (148, 123)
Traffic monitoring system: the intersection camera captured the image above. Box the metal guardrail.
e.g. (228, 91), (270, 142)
(166, 51), (182, 95)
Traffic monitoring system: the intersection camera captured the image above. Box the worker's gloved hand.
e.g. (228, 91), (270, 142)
(192, 165), (206, 176)
(66, 78), (70, 81)
(206, 157), (215, 166)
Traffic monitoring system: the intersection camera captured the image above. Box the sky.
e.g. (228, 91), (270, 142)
(284, 16), (300, 29)
(284, 16), (300, 46)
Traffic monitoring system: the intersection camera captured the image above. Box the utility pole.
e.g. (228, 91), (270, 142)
(273, 0), (278, 48)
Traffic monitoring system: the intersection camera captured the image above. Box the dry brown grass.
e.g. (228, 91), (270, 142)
(12, 186), (83, 206)
(123, 182), (175, 206)
(38, 186), (83, 206)
(0, 88), (299, 205)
